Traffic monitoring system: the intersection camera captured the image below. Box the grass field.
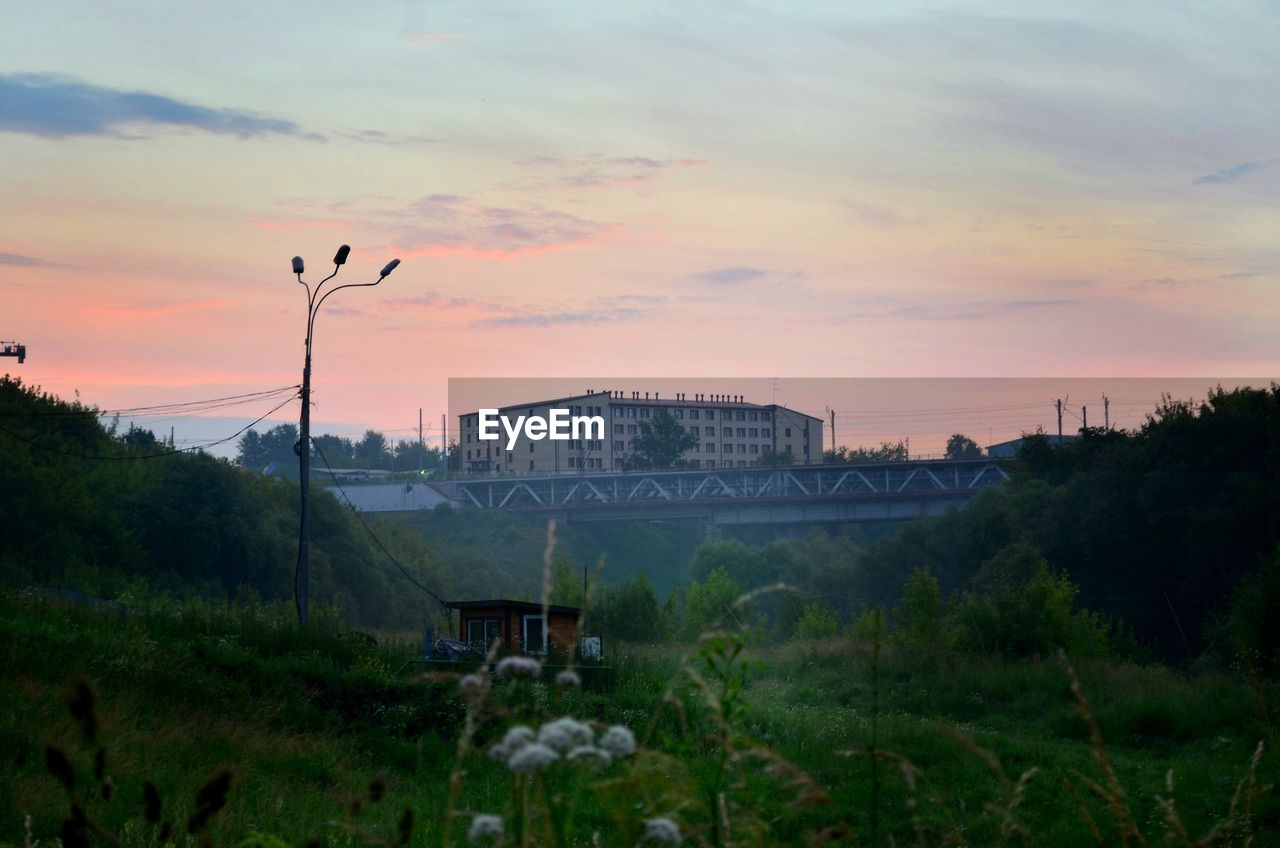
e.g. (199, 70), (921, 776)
(2, 591), (1276, 846)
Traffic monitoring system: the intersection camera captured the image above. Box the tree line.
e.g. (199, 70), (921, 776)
(237, 424), (456, 477)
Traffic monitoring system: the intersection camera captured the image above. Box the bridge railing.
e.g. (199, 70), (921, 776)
(452, 459), (1009, 510)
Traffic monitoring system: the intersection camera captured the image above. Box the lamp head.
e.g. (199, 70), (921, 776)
(333, 245), (351, 266)
(291, 256), (304, 274)
(380, 258), (401, 277)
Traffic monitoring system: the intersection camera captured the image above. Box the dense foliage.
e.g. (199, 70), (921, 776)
(0, 377), (446, 626)
(689, 385), (1280, 664)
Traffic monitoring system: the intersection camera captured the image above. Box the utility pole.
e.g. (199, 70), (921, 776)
(292, 246), (400, 626)
(418, 407), (424, 475)
(1083, 405), (1088, 430)
(441, 413), (448, 479)
(1103, 395), (1110, 430)
(1055, 398), (1064, 439)
(828, 408), (836, 454)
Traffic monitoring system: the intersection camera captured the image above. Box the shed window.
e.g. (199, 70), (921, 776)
(467, 618), (501, 649)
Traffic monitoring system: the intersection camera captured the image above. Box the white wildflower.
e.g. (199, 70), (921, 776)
(598, 725), (637, 758)
(468, 813), (504, 844)
(566, 744), (612, 767)
(506, 742), (559, 773)
(555, 669), (582, 687)
(643, 817), (682, 846)
(495, 655), (542, 679)
(538, 717), (595, 753)
(457, 673), (486, 694)
(488, 725), (535, 762)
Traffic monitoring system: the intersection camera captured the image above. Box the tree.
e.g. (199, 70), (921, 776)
(549, 557), (585, 608)
(237, 424), (299, 476)
(353, 429), (391, 468)
(597, 573), (663, 642)
(312, 434), (355, 467)
(945, 433), (982, 460)
(681, 566), (741, 640)
(631, 410), (697, 470)
(897, 567), (950, 649)
(791, 602), (839, 641)
(824, 441), (908, 464)
(756, 448), (795, 466)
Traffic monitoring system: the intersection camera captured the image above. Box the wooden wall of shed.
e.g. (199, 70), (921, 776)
(548, 613), (578, 652)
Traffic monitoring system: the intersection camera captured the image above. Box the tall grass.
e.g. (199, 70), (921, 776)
(3, 586), (1277, 846)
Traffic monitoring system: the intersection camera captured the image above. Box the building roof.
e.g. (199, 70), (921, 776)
(445, 598), (582, 616)
(460, 391), (823, 422)
(986, 434), (1078, 451)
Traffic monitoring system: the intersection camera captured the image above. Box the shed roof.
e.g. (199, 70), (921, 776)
(445, 598), (582, 616)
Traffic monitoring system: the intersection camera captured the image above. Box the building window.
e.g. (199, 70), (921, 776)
(706, 443), (716, 453)
(612, 406), (622, 417)
(628, 408), (637, 418)
(691, 443), (700, 453)
(674, 409), (683, 419)
(522, 615), (547, 655)
(613, 440), (624, 451)
(723, 427), (732, 437)
(736, 411), (746, 421)
(723, 460), (733, 468)
(785, 444), (792, 454)
(762, 428), (771, 437)
(750, 444), (759, 454)
(689, 409), (700, 420)
(785, 428), (792, 437)
(761, 412), (771, 422)
(614, 424), (624, 434)
(749, 411), (758, 422)
(736, 427), (746, 437)
(640, 408), (650, 418)
(628, 424), (638, 434)
(467, 618), (501, 649)
(706, 410), (715, 420)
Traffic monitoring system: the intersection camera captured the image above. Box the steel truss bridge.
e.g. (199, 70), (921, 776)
(450, 459), (1010, 529)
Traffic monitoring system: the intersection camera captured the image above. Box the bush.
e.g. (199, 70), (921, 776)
(790, 602), (838, 641)
(896, 567), (951, 650)
(953, 547), (1112, 658)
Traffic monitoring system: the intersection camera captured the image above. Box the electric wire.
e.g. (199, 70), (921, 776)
(310, 437), (448, 607)
(0, 394), (298, 460)
(0, 385), (300, 418)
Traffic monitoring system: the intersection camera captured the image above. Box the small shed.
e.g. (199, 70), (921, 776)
(446, 599), (582, 656)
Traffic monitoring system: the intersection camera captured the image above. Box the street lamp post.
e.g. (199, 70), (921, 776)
(293, 246), (400, 625)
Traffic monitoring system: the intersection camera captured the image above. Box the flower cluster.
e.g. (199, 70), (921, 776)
(495, 655), (542, 679)
(554, 668), (582, 687)
(468, 813), (503, 844)
(487, 719), (637, 773)
(598, 725), (637, 757)
(643, 817), (683, 846)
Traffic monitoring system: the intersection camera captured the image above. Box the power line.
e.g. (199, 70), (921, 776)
(310, 437), (447, 607)
(0, 385), (300, 418)
(0, 394), (297, 461)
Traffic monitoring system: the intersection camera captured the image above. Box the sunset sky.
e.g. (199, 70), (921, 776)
(2, 2), (1277, 453)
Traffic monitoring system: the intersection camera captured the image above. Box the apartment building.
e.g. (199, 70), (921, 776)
(458, 389), (824, 475)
